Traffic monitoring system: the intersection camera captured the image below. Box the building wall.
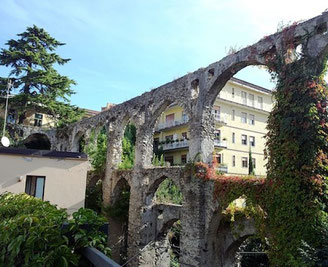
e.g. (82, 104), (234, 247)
(0, 154), (88, 214)
(154, 79), (272, 176)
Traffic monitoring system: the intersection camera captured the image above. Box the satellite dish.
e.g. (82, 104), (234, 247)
(1, 136), (10, 147)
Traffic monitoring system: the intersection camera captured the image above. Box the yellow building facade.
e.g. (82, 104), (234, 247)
(154, 77), (273, 176)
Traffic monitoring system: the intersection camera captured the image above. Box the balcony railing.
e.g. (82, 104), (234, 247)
(161, 140), (189, 150)
(156, 116), (189, 131)
(216, 165), (228, 173)
(159, 139), (226, 151)
(214, 139), (227, 148)
(212, 113), (228, 124)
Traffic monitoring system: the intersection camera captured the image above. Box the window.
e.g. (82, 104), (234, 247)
(182, 132), (188, 139)
(241, 112), (247, 123)
(250, 136), (255, 147)
(232, 110), (235, 121)
(25, 176), (45, 200)
(181, 155), (187, 164)
(213, 106), (220, 120)
(249, 94), (254, 107)
(164, 156), (174, 166)
(249, 114), (255, 125)
(258, 96), (263, 109)
(232, 87), (235, 98)
(252, 158), (256, 169)
(214, 130), (221, 140)
(241, 91), (247, 105)
(232, 132), (235, 143)
(216, 154), (222, 164)
(166, 113), (175, 122)
(182, 112), (188, 122)
(242, 157), (248, 168)
(232, 155), (236, 167)
(34, 113), (43, 127)
(241, 134), (247, 145)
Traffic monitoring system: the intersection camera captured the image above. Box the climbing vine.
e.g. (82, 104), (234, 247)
(261, 24), (328, 265)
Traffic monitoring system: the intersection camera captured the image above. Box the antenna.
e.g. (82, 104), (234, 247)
(1, 78), (13, 147)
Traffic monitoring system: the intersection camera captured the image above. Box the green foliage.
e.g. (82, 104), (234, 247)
(82, 127), (108, 214)
(69, 208), (111, 256)
(84, 127), (108, 173)
(155, 179), (182, 205)
(119, 124), (136, 169)
(152, 153), (165, 166)
(0, 192), (110, 266)
(262, 28), (328, 265)
(0, 25), (84, 127)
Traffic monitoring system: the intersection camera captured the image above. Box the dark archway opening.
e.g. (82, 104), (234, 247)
(236, 237), (269, 267)
(24, 133), (51, 150)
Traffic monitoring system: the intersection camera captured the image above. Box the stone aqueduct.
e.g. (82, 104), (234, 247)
(13, 11), (328, 266)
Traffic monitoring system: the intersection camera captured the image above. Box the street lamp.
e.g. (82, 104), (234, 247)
(1, 78), (13, 147)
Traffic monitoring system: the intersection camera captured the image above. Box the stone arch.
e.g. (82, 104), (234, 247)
(206, 60), (265, 107)
(192, 53), (274, 164)
(205, 196), (257, 267)
(23, 133), (51, 150)
(137, 98), (192, 168)
(110, 176), (131, 205)
(71, 130), (85, 152)
(148, 174), (182, 267)
(146, 174), (182, 205)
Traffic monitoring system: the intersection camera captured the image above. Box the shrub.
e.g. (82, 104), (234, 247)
(155, 179), (182, 205)
(0, 192), (110, 266)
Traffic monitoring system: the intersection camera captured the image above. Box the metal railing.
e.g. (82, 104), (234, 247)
(161, 140), (189, 150)
(156, 116), (189, 130)
(216, 165), (228, 173)
(214, 139), (227, 148)
(82, 247), (121, 267)
(213, 113), (228, 124)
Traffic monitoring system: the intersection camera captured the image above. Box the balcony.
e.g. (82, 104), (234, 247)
(212, 113), (228, 124)
(216, 164), (228, 173)
(161, 139), (189, 151)
(214, 139), (227, 148)
(156, 116), (189, 131)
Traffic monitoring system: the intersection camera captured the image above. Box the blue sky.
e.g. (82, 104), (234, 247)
(0, 1), (327, 110)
